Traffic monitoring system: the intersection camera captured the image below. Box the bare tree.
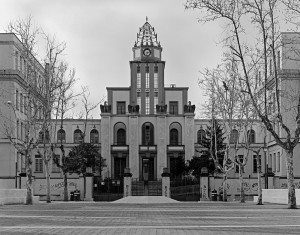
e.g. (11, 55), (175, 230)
(2, 16), (43, 205)
(53, 62), (79, 201)
(185, 0), (300, 208)
(200, 56), (260, 202)
(79, 87), (104, 142)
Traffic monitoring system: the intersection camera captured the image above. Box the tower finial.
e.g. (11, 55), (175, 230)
(146, 16), (148, 22)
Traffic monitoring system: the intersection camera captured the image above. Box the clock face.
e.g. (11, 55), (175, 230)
(143, 48), (151, 56)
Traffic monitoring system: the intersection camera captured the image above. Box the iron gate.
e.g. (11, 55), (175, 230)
(170, 177), (200, 201)
(93, 176), (123, 201)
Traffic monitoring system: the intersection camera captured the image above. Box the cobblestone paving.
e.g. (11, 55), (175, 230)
(0, 202), (299, 234)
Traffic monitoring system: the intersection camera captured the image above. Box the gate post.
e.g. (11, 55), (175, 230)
(84, 168), (94, 201)
(123, 168), (132, 197)
(200, 167), (209, 201)
(161, 168), (170, 198)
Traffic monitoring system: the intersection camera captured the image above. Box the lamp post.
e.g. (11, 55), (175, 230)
(264, 134), (268, 189)
(223, 81), (229, 202)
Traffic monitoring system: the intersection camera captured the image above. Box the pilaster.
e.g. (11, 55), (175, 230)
(157, 115), (167, 178)
(129, 115), (139, 178)
(184, 113), (195, 161)
(100, 113), (111, 177)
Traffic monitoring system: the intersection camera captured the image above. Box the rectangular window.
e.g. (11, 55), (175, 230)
(16, 120), (19, 140)
(277, 50), (281, 69)
(117, 101), (126, 114)
(137, 73), (141, 88)
(16, 90), (19, 110)
(24, 124), (27, 140)
(277, 152), (280, 172)
(154, 92), (158, 114)
(154, 73), (158, 89)
(268, 154), (272, 172)
(35, 155), (43, 172)
(137, 97), (141, 110)
(20, 93), (23, 113)
(21, 122), (23, 141)
(146, 65), (149, 89)
(169, 101), (178, 115)
(253, 155), (261, 173)
(20, 57), (23, 73)
(146, 74), (149, 89)
(272, 93), (276, 112)
(146, 97), (150, 115)
(236, 155), (244, 173)
(272, 153), (276, 172)
(52, 155), (60, 173)
(21, 154), (26, 173)
(15, 51), (19, 70)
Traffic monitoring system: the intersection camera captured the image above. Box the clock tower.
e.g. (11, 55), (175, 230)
(130, 17), (165, 115)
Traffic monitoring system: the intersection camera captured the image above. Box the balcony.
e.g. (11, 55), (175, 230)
(139, 145), (157, 153)
(111, 145), (129, 153)
(167, 145), (185, 153)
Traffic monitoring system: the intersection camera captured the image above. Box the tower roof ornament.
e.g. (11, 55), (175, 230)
(135, 17), (161, 47)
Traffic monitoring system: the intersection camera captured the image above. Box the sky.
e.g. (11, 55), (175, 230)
(0, 0), (224, 118)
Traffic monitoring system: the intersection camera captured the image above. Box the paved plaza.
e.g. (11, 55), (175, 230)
(0, 199), (299, 235)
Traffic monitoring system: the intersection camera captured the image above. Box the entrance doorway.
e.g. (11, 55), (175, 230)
(114, 158), (126, 179)
(142, 158), (154, 181)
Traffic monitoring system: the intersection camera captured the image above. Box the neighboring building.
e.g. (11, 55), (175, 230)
(0, 21), (300, 199)
(0, 33), (46, 188)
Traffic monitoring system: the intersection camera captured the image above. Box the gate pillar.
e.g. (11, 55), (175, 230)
(161, 168), (170, 198)
(84, 168), (94, 201)
(200, 167), (209, 201)
(123, 168), (132, 197)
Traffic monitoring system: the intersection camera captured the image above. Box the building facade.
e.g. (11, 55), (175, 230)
(0, 20), (300, 199)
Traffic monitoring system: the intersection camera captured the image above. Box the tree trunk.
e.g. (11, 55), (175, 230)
(45, 161), (51, 203)
(286, 150), (297, 209)
(25, 152), (33, 205)
(257, 159), (263, 205)
(239, 167), (245, 203)
(63, 171), (68, 201)
(223, 174), (228, 201)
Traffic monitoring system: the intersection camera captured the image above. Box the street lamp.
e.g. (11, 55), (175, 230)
(263, 137), (268, 189)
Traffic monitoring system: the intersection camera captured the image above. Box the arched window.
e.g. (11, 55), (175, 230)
(197, 129), (206, 144)
(57, 129), (66, 143)
(39, 130), (50, 143)
(169, 122), (182, 146)
(90, 129), (99, 144)
(114, 122), (126, 145)
(74, 129), (83, 144)
(247, 129), (255, 144)
(117, 129), (126, 145)
(230, 129), (239, 144)
(142, 122), (154, 145)
(170, 129), (179, 146)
